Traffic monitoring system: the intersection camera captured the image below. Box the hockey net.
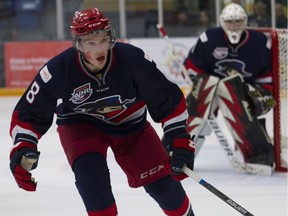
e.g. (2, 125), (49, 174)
(256, 28), (288, 172)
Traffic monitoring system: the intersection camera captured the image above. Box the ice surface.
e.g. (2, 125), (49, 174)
(0, 97), (287, 216)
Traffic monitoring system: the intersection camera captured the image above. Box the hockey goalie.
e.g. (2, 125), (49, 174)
(183, 3), (275, 173)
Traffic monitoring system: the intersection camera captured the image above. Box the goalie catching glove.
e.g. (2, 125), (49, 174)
(226, 70), (275, 116)
(10, 141), (40, 191)
(246, 84), (276, 116)
(164, 134), (195, 181)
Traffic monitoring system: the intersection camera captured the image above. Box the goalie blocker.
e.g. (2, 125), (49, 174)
(187, 73), (274, 168)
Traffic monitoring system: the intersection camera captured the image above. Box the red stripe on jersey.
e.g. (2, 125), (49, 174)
(160, 95), (187, 126)
(255, 72), (273, 93)
(10, 141), (37, 159)
(113, 101), (146, 123)
(255, 71), (273, 83)
(184, 58), (206, 74)
(260, 83), (273, 92)
(10, 111), (42, 139)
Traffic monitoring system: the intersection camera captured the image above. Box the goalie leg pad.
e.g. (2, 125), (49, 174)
(186, 74), (219, 156)
(186, 73), (219, 118)
(216, 74), (274, 167)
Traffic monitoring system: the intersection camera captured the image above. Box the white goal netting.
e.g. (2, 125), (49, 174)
(275, 29), (288, 170)
(261, 28), (288, 171)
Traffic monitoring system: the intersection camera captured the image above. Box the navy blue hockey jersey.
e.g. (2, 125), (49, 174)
(10, 42), (188, 145)
(184, 27), (273, 85)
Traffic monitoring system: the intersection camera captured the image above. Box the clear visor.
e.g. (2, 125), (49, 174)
(76, 32), (111, 53)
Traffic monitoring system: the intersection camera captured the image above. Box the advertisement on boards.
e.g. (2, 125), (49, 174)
(4, 41), (71, 88)
(4, 38), (197, 93)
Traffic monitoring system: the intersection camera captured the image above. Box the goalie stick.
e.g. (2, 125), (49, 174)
(156, 23), (272, 176)
(183, 166), (254, 216)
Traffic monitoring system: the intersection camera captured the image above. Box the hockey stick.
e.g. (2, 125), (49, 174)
(183, 166), (254, 216)
(156, 24), (272, 175)
(156, 24), (193, 87)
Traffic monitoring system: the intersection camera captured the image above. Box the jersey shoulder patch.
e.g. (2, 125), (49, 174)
(144, 52), (153, 62)
(199, 31), (208, 43)
(40, 65), (52, 83)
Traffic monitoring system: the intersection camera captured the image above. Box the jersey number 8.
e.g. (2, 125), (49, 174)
(26, 81), (40, 104)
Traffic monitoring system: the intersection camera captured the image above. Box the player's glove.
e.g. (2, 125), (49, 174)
(170, 134), (195, 181)
(10, 142), (40, 191)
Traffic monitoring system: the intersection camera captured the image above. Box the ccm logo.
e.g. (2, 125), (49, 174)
(140, 165), (164, 179)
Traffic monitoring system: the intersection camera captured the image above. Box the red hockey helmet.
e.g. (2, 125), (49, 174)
(70, 8), (116, 51)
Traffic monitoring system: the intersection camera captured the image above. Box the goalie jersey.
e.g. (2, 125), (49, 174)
(184, 27), (273, 86)
(10, 42), (188, 146)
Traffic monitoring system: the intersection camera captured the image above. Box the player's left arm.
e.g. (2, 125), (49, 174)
(134, 51), (189, 140)
(247, 34), (275, 116)
(154, 87), (195, 181)
(136, 53), (195, 180)
(183, 31), (210, 79)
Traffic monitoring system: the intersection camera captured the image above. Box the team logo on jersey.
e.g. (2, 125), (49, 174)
(213, 47), (228, 59)
(70, 83), (93, 104)
(74, 95), (135, 120)
(215, 59), (252, 78)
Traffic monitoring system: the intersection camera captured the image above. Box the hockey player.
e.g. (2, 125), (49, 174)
(9, 8), (195, 216)
(184, 3), (275, 171)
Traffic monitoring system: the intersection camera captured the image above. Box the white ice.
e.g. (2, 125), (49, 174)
(0, 96), (287, 216)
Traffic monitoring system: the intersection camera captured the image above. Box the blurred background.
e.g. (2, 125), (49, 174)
(0, 0), (287, 88)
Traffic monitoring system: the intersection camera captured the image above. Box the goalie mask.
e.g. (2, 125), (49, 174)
(220, 3), (247, 44)
(70, 8), (116, 53)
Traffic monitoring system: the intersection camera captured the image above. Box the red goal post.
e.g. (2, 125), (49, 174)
(253, 28), (288, 172)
